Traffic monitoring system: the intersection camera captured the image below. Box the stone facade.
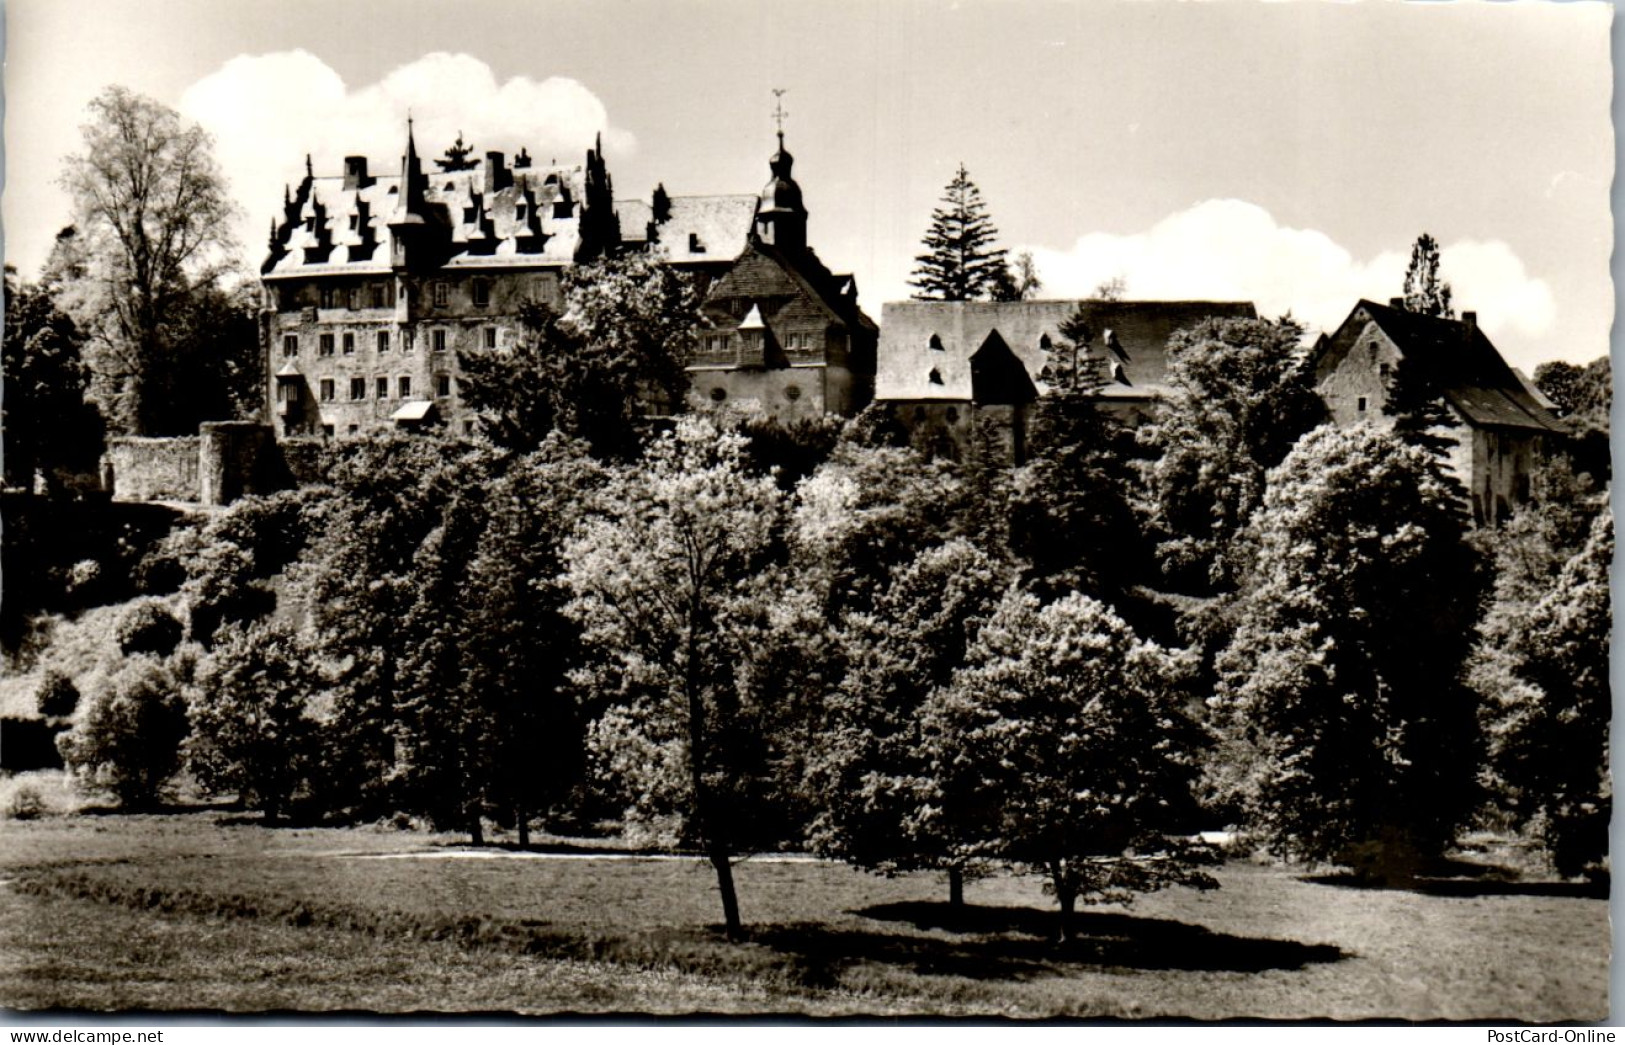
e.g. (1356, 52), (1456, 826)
(104, 437), (201, 503)
(686, 135), (877, 420)
(1311, 298), (1568, 524)
(260, 127), (761, 440)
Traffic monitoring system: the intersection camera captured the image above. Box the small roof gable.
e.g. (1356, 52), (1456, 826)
(1323, 299), (1568, 435)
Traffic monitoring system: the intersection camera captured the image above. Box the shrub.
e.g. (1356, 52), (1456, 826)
(57, 656), (189, 808)
(3, 783), (46, 820)
(115, 599), (184, 657)
(35, 669), (81, 719)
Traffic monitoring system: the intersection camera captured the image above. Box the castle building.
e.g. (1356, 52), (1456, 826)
(259, 123), (763, 439)
(1311, 298), (1569, 524)
(685, 133), (878, 420)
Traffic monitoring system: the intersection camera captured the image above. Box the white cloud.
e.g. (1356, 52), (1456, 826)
(178, 50), (634, 260)
(1024, 199), (1554, 341)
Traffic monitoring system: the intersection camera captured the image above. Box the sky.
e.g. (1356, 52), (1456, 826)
(3, 0), (1614, 370)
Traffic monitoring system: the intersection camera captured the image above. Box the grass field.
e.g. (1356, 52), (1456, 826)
(0, 812), (1608, 1019)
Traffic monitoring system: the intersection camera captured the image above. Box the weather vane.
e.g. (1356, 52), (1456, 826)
(772, 88), (788, 136)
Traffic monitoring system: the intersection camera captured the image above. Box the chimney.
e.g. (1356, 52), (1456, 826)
(1462, 310), (1477, 343)
(342, 156), (369, 190)
(484, 151), (510, 194)
(1389, 297), (1405, 310)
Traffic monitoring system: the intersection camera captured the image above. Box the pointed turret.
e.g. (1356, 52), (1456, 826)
(388, 117), (446, 271)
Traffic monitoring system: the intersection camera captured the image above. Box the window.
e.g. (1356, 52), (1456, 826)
(1356, 396), (1368, 413)
(484, 327), (497, 349)
(784, 385), (801, 401)
(946, 407), (960, 424)
(710, 387), (727, 402)
(350, 377), (366, 401)
(928, 334), (944, 352)
(1039, 334), (1052, 351)
(321, 286), (337, 309)
(377, 330), (390, 353)
(342, 332), (355, 354)
(319, 333), (335, 356)
(370, 283), (389, 309)
(472, 280), (490, 307)
(433, 282), (448, 308)
(348, 215), (359, 231)
(322, 424), (335, 439)
(432, 329), (448, 353)
(348, 286), (362, 310)
(515, 203), (528, 222)
(399, 375), (412, 397)
(928, 367), (944, 385)
(436, 373), (452, 398)
(376, 376), (389, 399)
(282, 334), (298, 358)
(688, 233), (705, 254)
(463, 420), (475, 435)
(320, 378), (335, 402)
(463, 206), (478, 224)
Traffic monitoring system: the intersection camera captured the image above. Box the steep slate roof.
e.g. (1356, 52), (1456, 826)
(1320, 299), (1569, 435)
(876, 299), (1257, 402)
(618, 194), (758, 264)
(704, 241), (878, 335)
(265, 159), (593, 277)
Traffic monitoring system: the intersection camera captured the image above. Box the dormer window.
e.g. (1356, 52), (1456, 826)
(928, 334), (944, 352)
(463, 206), (478, 224)
(515, 203), (528, 222)
(928, 367), (944, 385)
(348, 215), (359, 231)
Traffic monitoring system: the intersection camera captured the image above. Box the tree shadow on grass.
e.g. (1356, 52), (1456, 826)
(1303, 871), (1608, 900)
(745, 902), (1345, 984)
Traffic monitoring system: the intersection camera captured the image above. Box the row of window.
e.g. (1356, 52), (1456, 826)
(282, 327), (500, 358)
(315, 374), (455, 402)
(698, 330), (822, 354)
(306, 277), (561, 311)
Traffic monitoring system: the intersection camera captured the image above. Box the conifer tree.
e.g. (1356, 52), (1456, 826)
(1402, 232), (1454, 318)
(909, 165), (1009, 301)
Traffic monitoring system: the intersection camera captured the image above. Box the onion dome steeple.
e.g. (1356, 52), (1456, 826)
(755, 93), (807, 254)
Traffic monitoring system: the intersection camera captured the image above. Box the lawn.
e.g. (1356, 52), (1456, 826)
(0, 812), (1608, 1019)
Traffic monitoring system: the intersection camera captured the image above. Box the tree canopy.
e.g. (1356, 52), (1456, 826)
(1208, 425), (1484, 878)
(57, 87), (247, 436)
(908, 165), (1010, 302)
(2, 266), (105, 494)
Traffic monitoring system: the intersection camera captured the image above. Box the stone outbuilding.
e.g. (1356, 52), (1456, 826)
(1311, 298), (1570, 524)
(874, 299), (1257, 461)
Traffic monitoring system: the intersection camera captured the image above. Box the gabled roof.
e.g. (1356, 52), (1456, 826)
(875, 299), (1257, 402)
(703, 240), (878, 337)
(1320, 299), (1569, 435)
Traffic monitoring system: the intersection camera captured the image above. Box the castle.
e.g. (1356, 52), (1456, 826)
(259, 123), (876, 439)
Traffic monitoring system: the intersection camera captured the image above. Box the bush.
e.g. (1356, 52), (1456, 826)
(35, 669), (80, 719)
(57, 656), (189, 808)
(3, 783), (46, 820)
(116, 599), (184, 657)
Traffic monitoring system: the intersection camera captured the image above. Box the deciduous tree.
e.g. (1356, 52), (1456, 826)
(1146, 316), (1323, 594)
(563, 416), (787, 938)
(56, 87), (244, 435)
(2, 267), (105, 494)
(1208, 426), (1484, 879)
(918, 590), (1216, 939)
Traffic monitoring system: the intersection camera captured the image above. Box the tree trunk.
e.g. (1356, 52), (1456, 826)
(1056, 886), (1077, 943)
(710, 845), (744, 941)
(948, 866), (965, 908)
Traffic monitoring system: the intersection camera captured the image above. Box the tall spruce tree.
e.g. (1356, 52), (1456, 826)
(1402, 233), (1454, 318)
(909, 165), (1009, 301)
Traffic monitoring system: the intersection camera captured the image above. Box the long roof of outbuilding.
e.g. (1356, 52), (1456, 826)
(875, 299), (1257, 401)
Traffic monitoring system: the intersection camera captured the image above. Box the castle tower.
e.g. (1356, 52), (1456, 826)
(754, 130), (806, 255)
(388, 117), (433, 270)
